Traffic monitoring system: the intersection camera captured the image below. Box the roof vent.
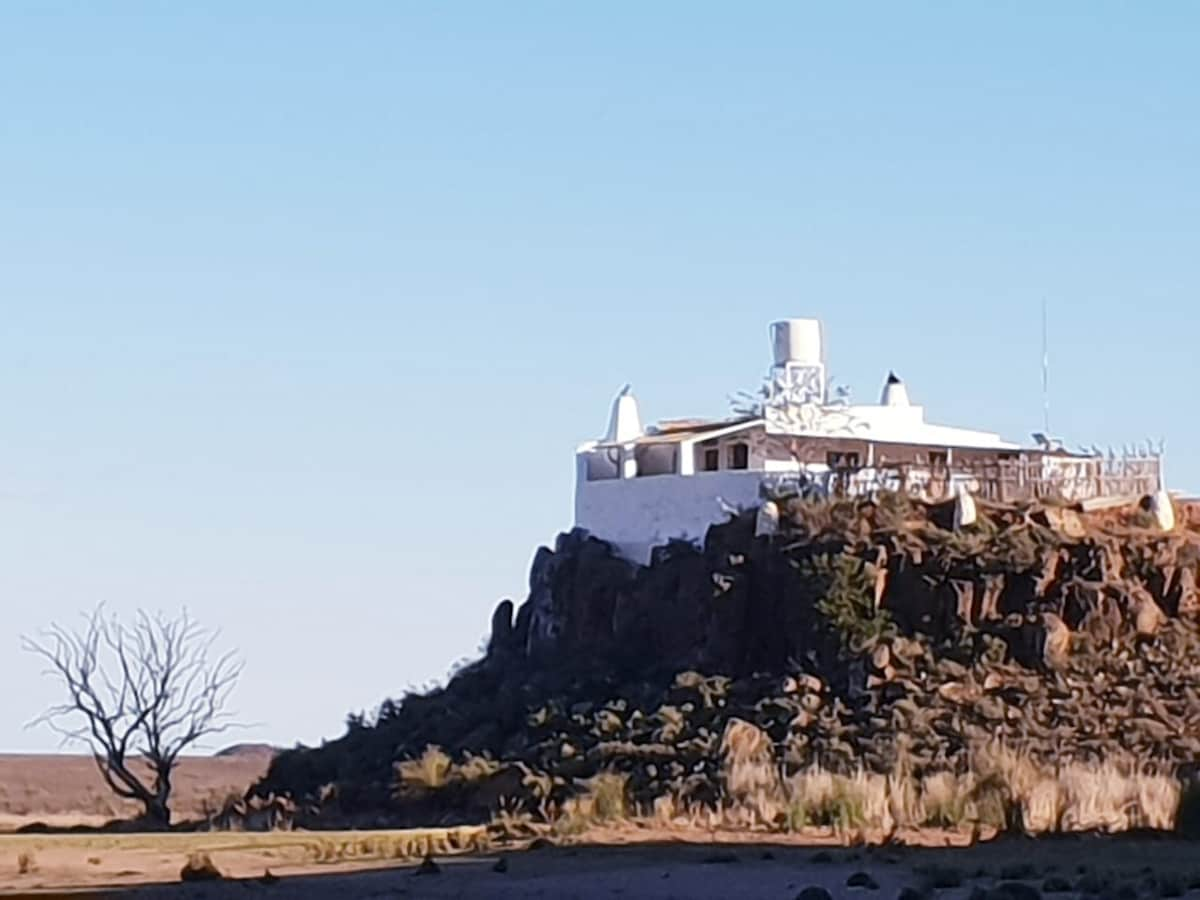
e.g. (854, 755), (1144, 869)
(881, 371), (910, 407)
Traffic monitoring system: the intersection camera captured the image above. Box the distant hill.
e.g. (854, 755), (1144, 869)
(214, 743), (280, 759)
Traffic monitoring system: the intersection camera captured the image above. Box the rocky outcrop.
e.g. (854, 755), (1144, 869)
(492, 495), (1200, 680)
(253, 493), (1200, 827)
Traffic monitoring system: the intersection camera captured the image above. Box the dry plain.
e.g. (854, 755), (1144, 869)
(0, 751), (273, 833)
(5, 828), (1200, 899)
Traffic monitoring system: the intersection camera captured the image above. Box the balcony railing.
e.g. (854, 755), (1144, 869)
(763, 453), (1163, 504)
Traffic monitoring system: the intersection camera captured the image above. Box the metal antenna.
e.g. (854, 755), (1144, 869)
(1041, 299), (1051, 436)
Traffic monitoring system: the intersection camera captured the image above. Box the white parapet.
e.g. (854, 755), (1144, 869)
(1149, 489), (1176, 531)
(575, 470), (764, 564)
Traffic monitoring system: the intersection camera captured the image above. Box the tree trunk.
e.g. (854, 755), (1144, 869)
(140, 797), (171, 829)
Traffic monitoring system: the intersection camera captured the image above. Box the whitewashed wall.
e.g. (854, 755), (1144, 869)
(574, 468), (764, 565)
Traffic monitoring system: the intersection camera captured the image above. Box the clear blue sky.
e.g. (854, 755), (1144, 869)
(2, 3), (1197, 752)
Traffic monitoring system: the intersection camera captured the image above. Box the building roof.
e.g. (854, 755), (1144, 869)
(583, 416), (757, 449)
(582, 411), (1021, 453)
(839, 404), (1020, 450)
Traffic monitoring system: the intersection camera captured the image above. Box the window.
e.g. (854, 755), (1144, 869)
(702, 447), (720, 472)
(827, 451), (860, 470)
(635, 444), (678, 477)
(728, 442), (749, 470)
(586, 448), (620, 481)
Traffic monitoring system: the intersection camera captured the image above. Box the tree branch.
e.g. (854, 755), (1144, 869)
(23, 605), (244, 826)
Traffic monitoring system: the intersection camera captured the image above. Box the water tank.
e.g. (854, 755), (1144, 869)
(770, 319), (824, 368)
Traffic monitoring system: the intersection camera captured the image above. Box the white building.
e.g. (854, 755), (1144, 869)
(574, 318), (1163, 564)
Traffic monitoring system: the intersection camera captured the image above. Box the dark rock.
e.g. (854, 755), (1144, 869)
(1156, 874), (1184, 898)
(847, 871), (880, 889)
(923, 865), (964, 889)
(414, 855), (440, 876)
(1000, 863), (1038, 880)
(180, 853), (223, 882)
(795, 889), (834, 900)
(489, 599), (516, 655)
(991, 882), (1042, 900)
(1076, 872), (1107, 894)
(1101, 884), (1140, 900)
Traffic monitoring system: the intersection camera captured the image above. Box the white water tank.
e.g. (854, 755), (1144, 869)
(770, 319), (824, 368)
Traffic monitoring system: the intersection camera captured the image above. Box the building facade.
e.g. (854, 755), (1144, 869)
(575, 319), (1164, 564)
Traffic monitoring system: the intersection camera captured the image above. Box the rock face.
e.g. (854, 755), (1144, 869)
(497, 495), (1199, 683)
(254, 493), (1200, 827)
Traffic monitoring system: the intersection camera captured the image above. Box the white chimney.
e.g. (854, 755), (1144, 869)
(603, 385), (643, 443)
(881, 371), (910, 407)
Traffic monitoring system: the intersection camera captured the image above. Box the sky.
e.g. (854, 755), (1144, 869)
(1, 3), (1197, 752)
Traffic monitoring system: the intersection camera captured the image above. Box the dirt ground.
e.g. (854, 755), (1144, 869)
(0, 750), (272, 832)
(3, 828), (1200, 899)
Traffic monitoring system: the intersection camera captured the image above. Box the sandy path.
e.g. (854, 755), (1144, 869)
(100, 838), (1200, 900)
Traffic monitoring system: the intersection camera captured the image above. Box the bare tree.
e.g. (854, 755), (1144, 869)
(24, 607), (243, 827)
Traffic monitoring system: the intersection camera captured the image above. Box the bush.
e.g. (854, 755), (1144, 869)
(806, 553), (894, 650)
(395, 745), (453, 790)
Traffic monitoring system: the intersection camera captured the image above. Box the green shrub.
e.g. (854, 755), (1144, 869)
(806, 553), (894, 650)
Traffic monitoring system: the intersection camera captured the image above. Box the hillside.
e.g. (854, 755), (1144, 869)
(253, 493), (1200, 835)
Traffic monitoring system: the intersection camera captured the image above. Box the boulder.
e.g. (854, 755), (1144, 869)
(954, 488), (978, 530)
(755, 500), (780, 537)
(1149, 490), (1176, 531)
(1041, 613), (1072, 667)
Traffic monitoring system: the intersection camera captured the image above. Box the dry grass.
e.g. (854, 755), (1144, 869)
(395, 745), (454, 789)
(495, 726), (1193, 844)
(711, 734), (1185, 838)
(393, 746), (502, 796)
(5, 826), (488, 869)
(0, 826), (489, 892)
(550, 773), (631, 837)
(298, 827), (488, 863)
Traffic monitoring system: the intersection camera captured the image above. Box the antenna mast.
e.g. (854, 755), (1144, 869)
(1041, 299), (1050, 436)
